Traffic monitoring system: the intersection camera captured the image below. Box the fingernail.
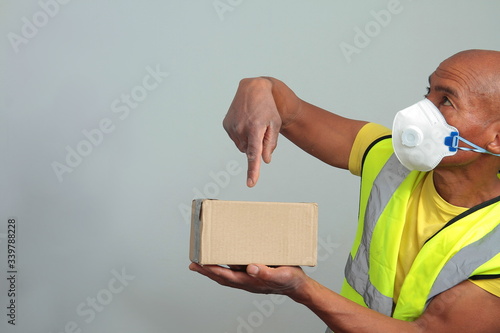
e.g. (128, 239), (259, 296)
(247, 265), (259, 276)
(247, 178), (254, 187)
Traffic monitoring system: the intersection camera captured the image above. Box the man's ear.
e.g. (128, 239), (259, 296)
(486, 121), (500, 154)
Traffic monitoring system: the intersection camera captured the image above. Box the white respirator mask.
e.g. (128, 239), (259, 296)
(392, 98), (500, 171)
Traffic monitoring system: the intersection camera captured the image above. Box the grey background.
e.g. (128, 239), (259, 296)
(1, 1), (499, 332)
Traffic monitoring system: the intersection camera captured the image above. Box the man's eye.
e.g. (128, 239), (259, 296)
(442, 97), (452, 106)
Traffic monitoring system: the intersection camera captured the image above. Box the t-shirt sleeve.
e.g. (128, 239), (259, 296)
(348, 123), (392, 176)
(470, 278), (500, 297)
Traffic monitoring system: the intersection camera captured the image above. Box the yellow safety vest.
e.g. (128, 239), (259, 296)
(339, 136), (500, 322)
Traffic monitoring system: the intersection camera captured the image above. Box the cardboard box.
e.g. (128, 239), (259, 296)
(190, 199), (318, 266)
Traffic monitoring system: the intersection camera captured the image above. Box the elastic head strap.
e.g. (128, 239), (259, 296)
(457, 137), (500, 157)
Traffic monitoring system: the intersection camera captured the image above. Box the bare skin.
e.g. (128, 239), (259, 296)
(426, 50), (500, 207)
(192, 49), (500, 332)
(222, 76), (367, 186)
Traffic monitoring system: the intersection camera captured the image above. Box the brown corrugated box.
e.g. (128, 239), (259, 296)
(189, 199), (318, 266)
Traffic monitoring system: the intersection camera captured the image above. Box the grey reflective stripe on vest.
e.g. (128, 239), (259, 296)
(427, 223), (500, 305)
(345, 154), (410, 316)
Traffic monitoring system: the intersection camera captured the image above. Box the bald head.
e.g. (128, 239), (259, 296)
(429, 50), (500, 171)
(439, 49), (500, 105)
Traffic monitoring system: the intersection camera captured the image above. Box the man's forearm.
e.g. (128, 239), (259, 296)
(259, 76), (367, 169)
(289, 277), (421, 333)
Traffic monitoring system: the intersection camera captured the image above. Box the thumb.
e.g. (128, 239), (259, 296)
(261, 123), (279, 164)
(247, 264), (264, 277)
(246, 264), (277, 281)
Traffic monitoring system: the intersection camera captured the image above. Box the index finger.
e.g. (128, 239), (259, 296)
(246, 148), (262, 188)
(245, 128), (266, 187)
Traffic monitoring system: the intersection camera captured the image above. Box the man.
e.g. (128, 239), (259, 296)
(189, 49), (500, 332)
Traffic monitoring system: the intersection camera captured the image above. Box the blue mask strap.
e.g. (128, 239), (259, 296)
(457, 136), (500, 157)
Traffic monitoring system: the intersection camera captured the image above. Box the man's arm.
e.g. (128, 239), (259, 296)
(296, 272), (500, 333)
(222, 77), (367, 187)
(189, 263), (500, 333)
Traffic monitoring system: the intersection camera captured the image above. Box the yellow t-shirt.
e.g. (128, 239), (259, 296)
(348, 123), (500, 300)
